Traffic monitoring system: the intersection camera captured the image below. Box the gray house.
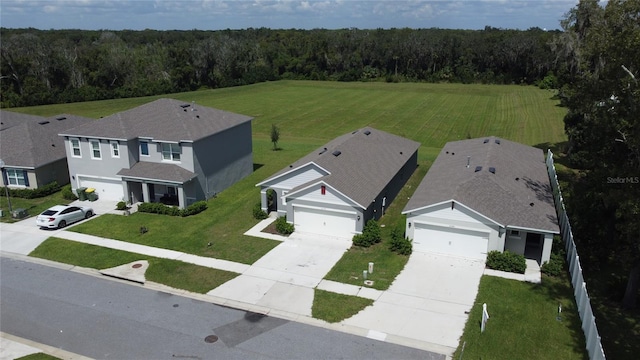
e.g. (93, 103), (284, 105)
(0, 110), (92, 189)
(403, 136), (559, 264)
(60, 98), (253, 208)
(257, 127), (420, 238)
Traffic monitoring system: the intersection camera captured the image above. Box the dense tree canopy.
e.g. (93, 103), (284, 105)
(559, 0), (640, 309)
(1, 27), (560, 107)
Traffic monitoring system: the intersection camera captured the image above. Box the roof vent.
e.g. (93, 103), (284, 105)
(451, 152), (455, 155)
(196, 115), (200, 118)
(332, 150), (342, 157)
(180, 104), (190, 108)
(515, 177), (520, 181)
(38, 121), (50, 125)
(183, 109), (187, 112)
(56, 116), (66, 121)
(495, 139), (501, 144)
(319, 147), (327, 155)
(483, 139), (490, 144)
(475, 166), (482, 172)
(364, 130), (371, 135)
(489, 167), (496, 174)
(529, 202), (535, 207)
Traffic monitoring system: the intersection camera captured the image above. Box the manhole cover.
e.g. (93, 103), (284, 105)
(204, 335), (219, 343)
(132, 263), (142, 269)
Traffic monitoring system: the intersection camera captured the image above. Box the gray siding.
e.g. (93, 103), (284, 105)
(34, 159), (71, 187)
(64, 137), (132, 192)
(193, 121), (253, 199)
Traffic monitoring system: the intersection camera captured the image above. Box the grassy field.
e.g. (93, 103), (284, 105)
(0, 190), (72, 223)
(455, 275), (588, 360)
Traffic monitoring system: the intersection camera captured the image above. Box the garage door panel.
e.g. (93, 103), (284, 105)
(413, 224), (488, 260)
(293, 206), (355, 238)
(78, 177), (123, 201)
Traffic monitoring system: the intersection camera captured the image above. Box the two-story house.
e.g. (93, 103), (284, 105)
(59, 98), (253, 209)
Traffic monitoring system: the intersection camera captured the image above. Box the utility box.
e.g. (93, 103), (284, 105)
(77, 187), (87, 201)
(11, 208), (28, 219)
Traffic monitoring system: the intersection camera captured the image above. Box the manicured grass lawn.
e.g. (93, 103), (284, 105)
(30, 238), (239, 294)
(16, 354), (61, 360)
(0, 189), (72, 223)
(454, 275), (588, 360)
(312, 289), (374, 323)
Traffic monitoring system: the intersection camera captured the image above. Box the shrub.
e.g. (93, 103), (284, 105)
(253, 202), (268, 220)
(116, 201), (127, 210)
(61, 184), (78, 200)
(542, 235), (566, 277)
(486, 250), (526, 274)
(1, 181), (60, 199)
(352, 219), (382, 248)
(181, 201), (207, 217)
(388, 226), (412, 255)
(275, 216), (294, 235)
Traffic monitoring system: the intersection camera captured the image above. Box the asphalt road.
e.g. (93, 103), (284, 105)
(0, 256), (444, 360)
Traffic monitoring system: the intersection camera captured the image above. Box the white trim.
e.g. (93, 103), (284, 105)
(70, 138), (82, 158)
(256, 161), (331, 187)
(60, 133), (127, 142)
(292, 204), (357, 216)
(286, 180), (365, 209)
(161, 143), (181, 162)
(120, 175), (188, 185)
(89, 139), (102, 160)
(5, 168), (26, 186)
(506, 225), (559, 235)
(404, 199), (502, 227)
(110, 141), (120, 158)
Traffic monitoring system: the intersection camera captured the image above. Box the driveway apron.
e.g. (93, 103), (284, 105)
(342, 251), (485, 351)
(208, 232), (351, 316)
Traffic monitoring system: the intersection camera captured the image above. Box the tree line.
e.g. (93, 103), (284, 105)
(1, 26), (561, 107)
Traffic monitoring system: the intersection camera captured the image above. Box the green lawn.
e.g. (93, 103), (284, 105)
(30, 237), (239, 294)
(454, 275), (588, 360)
(16, 354), (61, 360)
(312, 289), (374, 323)
(0, 189), (72, 223)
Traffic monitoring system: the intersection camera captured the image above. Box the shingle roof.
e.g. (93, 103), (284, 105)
(59, 98), (253, 142)
(403, 136), (558, 233)
(117, 162), (196, 184)
(269, 127), (420, 208)
(0, 111), (93, 168)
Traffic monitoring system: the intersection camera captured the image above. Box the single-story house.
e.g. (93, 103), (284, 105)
(257, 127), (420, 238)
(402, 136), (559, 264)
(0, 110), (93, 189)
(59, 98), (253, 208)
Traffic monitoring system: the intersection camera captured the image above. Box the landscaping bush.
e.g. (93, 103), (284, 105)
(486, 250), (526, 274)
(388, 226), (412, 255)
(542, 235), (567, 277)
(1, 181), (60, 199)
(275, 216), (294, 235)
(181, 201), (208, 217)
(61, 184), (78, 200)
(253, 202), (268, 220)
(116, 201), (127, 210)
(352, 219), (382, 247)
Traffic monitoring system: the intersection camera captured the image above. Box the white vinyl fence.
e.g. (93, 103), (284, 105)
(546, 150), (606, 360)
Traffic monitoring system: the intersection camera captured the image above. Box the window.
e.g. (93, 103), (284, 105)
(70, 138), (81, 157)
(162, 143), (181, 161)
(89, 139), (101, 159)
(110, 141), (120, 158)
(140, 141), (149, 156)
(6, 169), (26, 186)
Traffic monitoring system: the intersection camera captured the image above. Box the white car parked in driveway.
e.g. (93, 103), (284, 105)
(36, 205), (94, 229)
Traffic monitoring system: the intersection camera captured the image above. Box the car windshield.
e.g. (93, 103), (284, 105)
(42, 210), (59, 216)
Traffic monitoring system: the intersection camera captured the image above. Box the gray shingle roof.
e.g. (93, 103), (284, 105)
(269, 127), (420, 208)
(117, 162), (196, 184)
(0, 111), (93, 168)
(59, 98), (253, 142)
(403, 136), (558, 233)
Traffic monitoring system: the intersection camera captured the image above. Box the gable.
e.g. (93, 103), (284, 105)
(257, 162), (328, 189)
(286, 182), (362, 209)
(406, 200), (500, 227)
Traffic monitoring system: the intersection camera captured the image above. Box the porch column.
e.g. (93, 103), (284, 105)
(177, 186), (186, 209)
(260, 189), (267, 212)
(142, 183), (150, 203)
(541, 233), (554, 264)
(121, 180), (130, 203)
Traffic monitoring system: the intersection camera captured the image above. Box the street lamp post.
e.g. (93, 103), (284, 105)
(0, 159), (13, 215)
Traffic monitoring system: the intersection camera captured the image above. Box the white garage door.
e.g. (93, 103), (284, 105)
(293, 206), (356, 238)
(78, 177), (123, 201)
(413, 224), (489, 260)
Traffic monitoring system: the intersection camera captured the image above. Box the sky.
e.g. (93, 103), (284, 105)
(0, 0), (585, 32)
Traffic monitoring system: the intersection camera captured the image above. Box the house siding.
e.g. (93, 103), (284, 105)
(34, 159), (71, 187)
(192, 121), (253, 200)
(65, 137), (132, 193)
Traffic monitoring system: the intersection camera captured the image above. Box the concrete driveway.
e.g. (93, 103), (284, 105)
(343, 251), (485, 353)
(208, 231), (351, 316)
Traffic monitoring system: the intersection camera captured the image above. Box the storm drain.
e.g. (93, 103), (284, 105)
(204, 335), (219, 343)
